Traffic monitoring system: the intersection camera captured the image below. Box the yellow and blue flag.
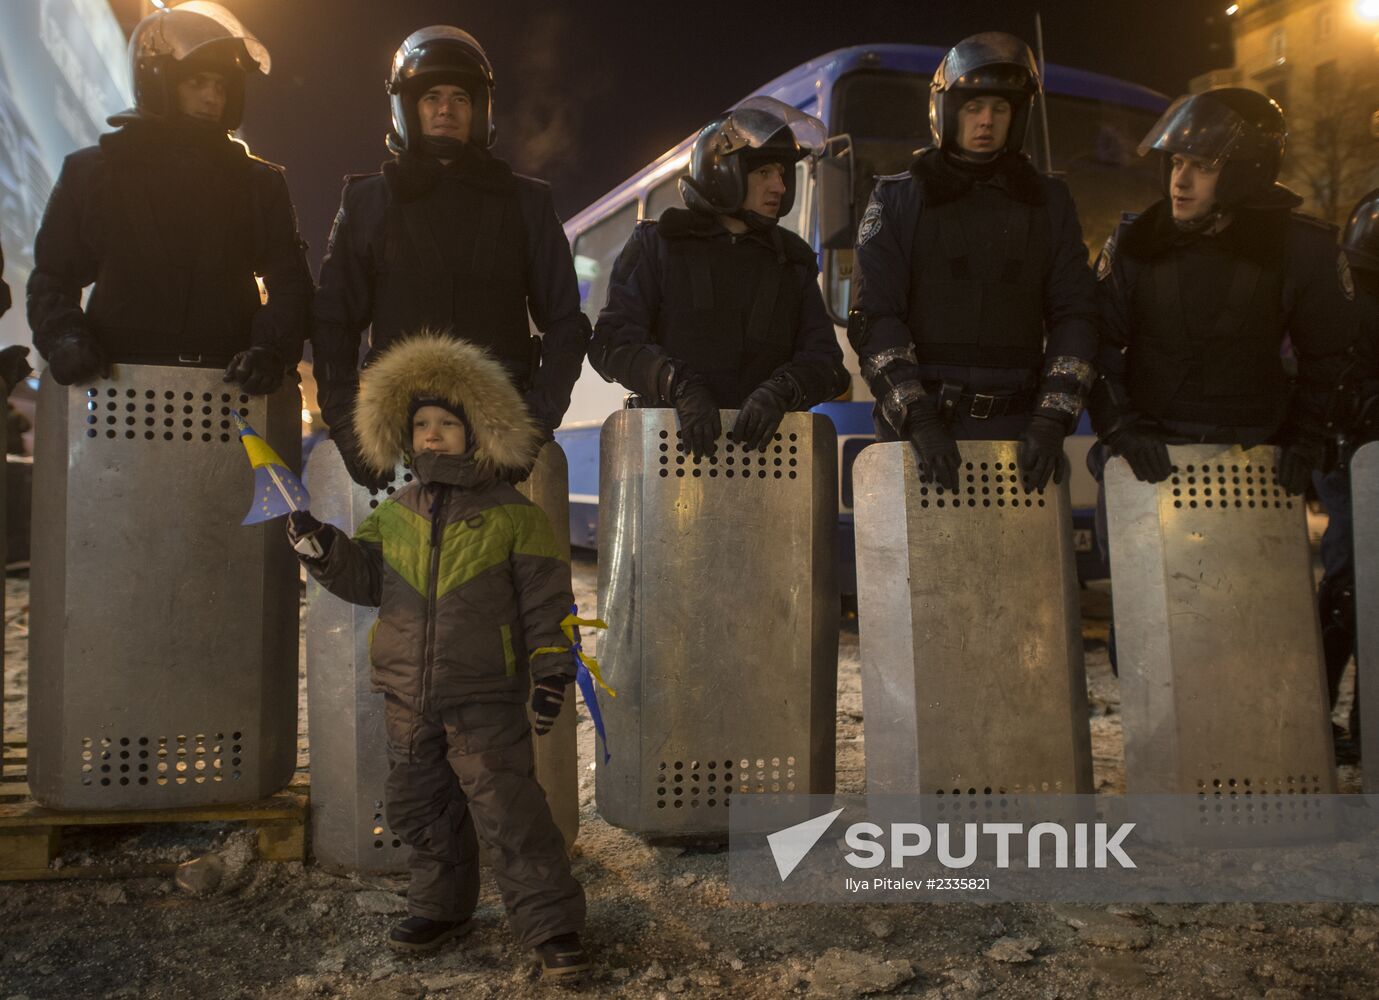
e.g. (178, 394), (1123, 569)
(234, 413), (310, 525)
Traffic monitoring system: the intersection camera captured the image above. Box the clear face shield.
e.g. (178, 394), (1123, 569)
(132, 0), (271, 75)
(1137, 95), (1249, 168)
(715, 96), (828, 161)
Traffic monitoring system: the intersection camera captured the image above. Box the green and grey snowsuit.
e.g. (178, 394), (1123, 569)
(304, 449), (584, 946)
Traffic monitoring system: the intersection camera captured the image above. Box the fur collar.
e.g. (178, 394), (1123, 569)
(1119, 195), (1295, 265)
(99, 118), (250, 169)
(909, 147), (1046, 207)
(656, 207), (815, 264)
(382, 145), (515, 202)
(354, 331), (538, 478)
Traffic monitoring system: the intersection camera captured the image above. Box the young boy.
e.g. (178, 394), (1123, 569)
(286, 333), (589, 979)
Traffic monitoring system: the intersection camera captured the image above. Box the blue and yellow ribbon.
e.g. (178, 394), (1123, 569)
(533, 604), (615, 763)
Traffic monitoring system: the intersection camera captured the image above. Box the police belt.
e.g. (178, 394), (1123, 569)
(114, 352), (237, 369)
(925, 382), (1035, 421)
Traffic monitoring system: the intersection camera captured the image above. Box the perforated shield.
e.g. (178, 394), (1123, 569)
(28, 367), (301, 809)
(853, 440), (1092, 799)
(305, 442), (578, 873)
(1105, 444), (1335, 796)
(1351, 442), (1379, 790)
(593, 410), (839, 837)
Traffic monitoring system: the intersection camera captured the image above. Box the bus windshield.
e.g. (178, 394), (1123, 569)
(827, 69), (1163, 316)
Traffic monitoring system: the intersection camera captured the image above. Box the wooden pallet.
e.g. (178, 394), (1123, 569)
(0, 741), (308, 880)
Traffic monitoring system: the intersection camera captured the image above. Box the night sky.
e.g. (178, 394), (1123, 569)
(200, 0), (1228, 269)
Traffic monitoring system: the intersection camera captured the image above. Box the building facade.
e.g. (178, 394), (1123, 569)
(1192, 0), (1379, 223)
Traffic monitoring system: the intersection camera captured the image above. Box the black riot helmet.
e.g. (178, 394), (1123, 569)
(679, 96), (826, 219)
(387, 26), (495, 154)
(1344, 188), (1379, 273)
(124, 0), (270, 131)
(1138, 88), (1287, 208)
(929, 32), (1042, 153)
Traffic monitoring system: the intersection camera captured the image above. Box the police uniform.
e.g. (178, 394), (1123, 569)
(311, 145), (588, 437)
(28, 117), (310, 373)
(590, 208), (845, 410)
(311, 26), (588, 488)
(853, 148), (1098, 441)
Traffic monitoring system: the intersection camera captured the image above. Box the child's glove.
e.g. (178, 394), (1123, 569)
(530, 677), (569, 736)
(287, 510), (331, 561)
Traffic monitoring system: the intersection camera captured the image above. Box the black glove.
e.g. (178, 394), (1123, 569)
(1017, 414), (1069, 492)
(0, 346), (33, 396)
(286, 510), (332, 561)
(730, 378), (792, 452)
(1277, 438), (1325, 496)
(224, 346), (286, 396)
(671, 370), (721, 460)
(530, 677), (569, 736)
(903, 408), (961, 491)
(46, 331), (108, 386)
(332, 420), (391, 492)
(1105, 423), (1173, 483)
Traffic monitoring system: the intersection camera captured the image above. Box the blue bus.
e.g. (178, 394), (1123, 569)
(556, 44), (1169, 588)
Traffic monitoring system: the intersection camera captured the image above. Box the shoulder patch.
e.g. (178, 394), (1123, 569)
(857, 197), (884, 247)
(1095, 231), (1117, 282)
(1339, 251), (1356, 301)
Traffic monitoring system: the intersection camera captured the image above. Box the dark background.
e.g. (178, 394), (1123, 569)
(132, 1), (1230, 267)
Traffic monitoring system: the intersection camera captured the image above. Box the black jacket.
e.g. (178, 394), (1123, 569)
(1093, 189), (1360, 440)
(589, 207), (847, 408)
(26, 117), (311, 367)
(311, 146), (589, 433)
(852, 149), (1099, 427)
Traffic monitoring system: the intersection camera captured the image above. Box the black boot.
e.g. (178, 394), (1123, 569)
(533, 932), (591, 981)
(388, 915), (472, 953)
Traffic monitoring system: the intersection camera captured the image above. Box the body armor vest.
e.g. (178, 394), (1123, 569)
(1128, 248), (1289, 429)
(907, 184), (1050, 369)
(654, 229), (803, 407)
(87, 155), (260, 365)
(370, 178), (535, 387)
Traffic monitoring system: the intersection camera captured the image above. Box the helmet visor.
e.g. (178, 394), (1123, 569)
(1137, 94), (1247, 166)
(135, 1), (270, 74)
(937, 32), (1040, 94)
(720, 96), (828, 158)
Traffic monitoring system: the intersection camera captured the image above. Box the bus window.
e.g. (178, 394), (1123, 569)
(645, 170), (685, 220)
(572, 200), (639, 323)
(824, 69), (1162, 318)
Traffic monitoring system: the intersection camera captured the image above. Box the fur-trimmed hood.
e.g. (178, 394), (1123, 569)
(354, 332), (539, 477)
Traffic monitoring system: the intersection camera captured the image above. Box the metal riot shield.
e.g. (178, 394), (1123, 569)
(853, 441), (1093, 798)
(306, 441), (579, 874)
(594, 409), (839, 837)
(1105, 444), (1336, 795)
(28, 366), (301, 809)
(1352, 441), (1379, 789)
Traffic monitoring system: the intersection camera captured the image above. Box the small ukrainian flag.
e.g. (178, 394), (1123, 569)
(234, 413), (310, 525)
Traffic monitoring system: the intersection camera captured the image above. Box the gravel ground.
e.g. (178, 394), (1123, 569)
(1, 556), (1375, 1000)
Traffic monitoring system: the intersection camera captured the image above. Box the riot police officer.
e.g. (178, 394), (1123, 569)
(1090, 89), (1358, 496)
(1311, 188), (1379, 747)
(312, 26), (590, 488)
(851, 32), (1098, 491)
(26, 1), (310, 391)
(589, 98), (847, 457)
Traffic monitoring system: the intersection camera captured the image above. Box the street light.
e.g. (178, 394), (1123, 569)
(1226, 4), (1239, 15)
(1359, 0), (1379, 22)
